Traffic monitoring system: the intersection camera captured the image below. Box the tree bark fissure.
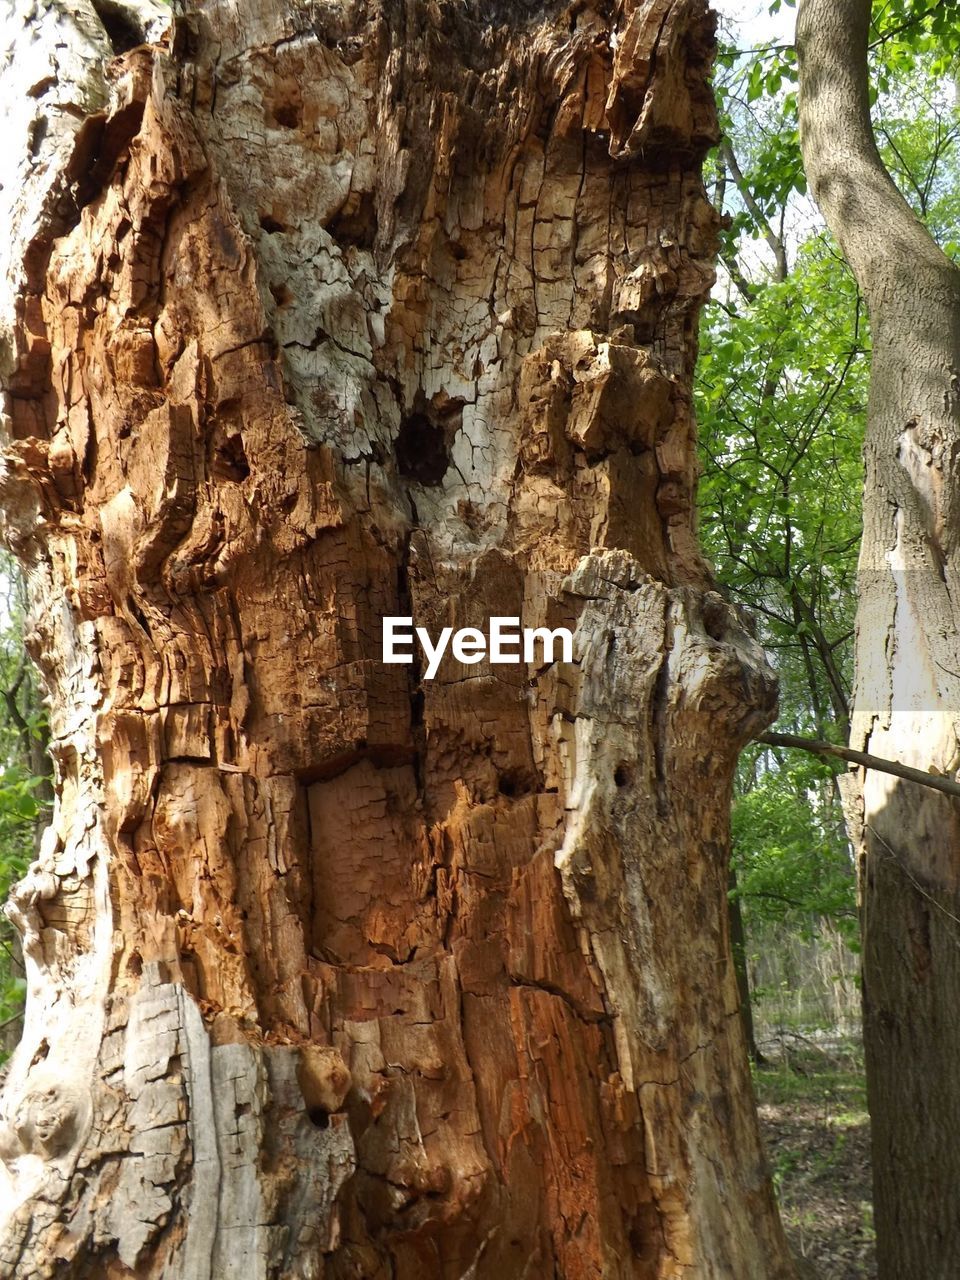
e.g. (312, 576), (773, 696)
(0, 2), (794, 1277)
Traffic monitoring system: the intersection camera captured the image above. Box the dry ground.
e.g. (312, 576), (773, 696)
(755, 1037), (875, 1279)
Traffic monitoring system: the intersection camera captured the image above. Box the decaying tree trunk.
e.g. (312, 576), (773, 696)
(0, 1), (794, 1275)
(798, 2), (960, 1275)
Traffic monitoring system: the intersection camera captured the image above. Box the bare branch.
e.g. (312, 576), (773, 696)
(719, 138), (788, 281)
(756, 731), (960, 800)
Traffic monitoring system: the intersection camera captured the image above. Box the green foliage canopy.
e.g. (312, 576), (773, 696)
(702, 0), (960, 941)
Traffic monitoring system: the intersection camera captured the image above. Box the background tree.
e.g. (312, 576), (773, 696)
(702, 6), (960, 1120)
(699, 4), (869, 1054)
(798, 0), (960, 1269)
(705, 0), (960, 1273)
(0, 558), (51, 1059)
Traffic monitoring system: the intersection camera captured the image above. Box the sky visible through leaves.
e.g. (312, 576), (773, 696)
(715, 0), (795, 44)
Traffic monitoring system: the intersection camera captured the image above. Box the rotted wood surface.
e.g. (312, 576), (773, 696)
(0, 1), (794, 1276)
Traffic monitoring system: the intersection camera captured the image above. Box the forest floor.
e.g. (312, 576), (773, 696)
(754, 1034), (875, 1279)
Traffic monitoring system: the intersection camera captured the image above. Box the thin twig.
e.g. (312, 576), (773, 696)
(0, 1008), (23, 1034)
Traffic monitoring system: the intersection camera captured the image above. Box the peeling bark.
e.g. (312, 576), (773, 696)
(0, 1), (794, 1276)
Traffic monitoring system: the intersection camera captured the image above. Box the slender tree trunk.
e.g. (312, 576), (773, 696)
(0, 1), (795, 1276)
(798, 3), (960, 1275)
(728, 867), (762, 1064)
